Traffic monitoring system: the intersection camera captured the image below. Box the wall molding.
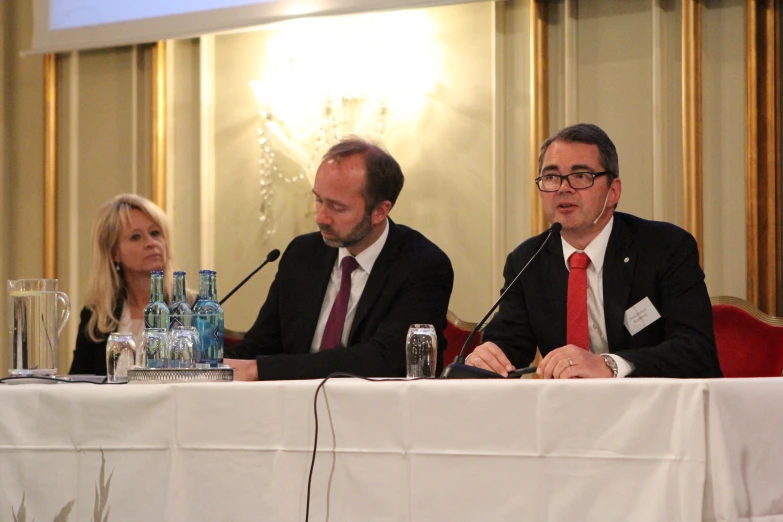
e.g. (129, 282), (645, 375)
(64, 51), (81, 372)
(199, 36), (216, 270)
(491, 3), (506, 297)
(682, 0), (703, 264)
(563, 0), (577, 125)
(651, 0), (665, 222)
(44, 54), (58, 279)
(530, 0), (549, 235)
(151, 41), (167, 211)
(745, 0), (781, 314)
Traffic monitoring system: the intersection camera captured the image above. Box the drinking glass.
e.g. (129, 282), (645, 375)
(168, 326), (200, 369)
(406, 324), (438, 378)
(138, 328), (169, 369)
(106, 332), (136, 383)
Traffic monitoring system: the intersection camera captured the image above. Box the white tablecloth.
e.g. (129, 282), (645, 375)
(0, 378), (780, 521)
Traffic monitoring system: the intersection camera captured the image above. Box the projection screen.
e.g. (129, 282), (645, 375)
(30, 0), (485, 54)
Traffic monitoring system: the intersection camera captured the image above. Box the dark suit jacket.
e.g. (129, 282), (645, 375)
(483, 212), (722, 378)
(226, 220), (454, 380)
(69, 306), (113, 375)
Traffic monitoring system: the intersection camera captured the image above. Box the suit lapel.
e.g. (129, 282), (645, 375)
(603, 217), (635, 351)
(349, 221), (398, 339)
(545, 237), (569, 346)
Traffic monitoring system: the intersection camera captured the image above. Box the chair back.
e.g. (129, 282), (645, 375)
(442, 310), (482, 369)
(224, 328), (245, 350)
(711, 295), (783, 377)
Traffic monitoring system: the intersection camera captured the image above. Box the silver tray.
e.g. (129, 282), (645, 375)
(127, 367), (234, 383)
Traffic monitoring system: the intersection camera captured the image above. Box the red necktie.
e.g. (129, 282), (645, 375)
(320, 256), (359, 350)
(567, 252), (591, 351)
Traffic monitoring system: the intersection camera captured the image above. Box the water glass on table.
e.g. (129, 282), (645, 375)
(106, 332), (136, 383)
(168, 326), (200, 369)
(138, 328), (169, 369)
(406, 324), (438, 378)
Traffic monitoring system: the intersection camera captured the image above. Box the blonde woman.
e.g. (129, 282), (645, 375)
(69, 194), (192, 375)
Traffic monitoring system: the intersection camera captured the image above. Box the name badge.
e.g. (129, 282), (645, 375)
(624, 297), (661, 336)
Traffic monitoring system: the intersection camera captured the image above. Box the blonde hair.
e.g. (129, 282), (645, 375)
(85, 194), (174, 342)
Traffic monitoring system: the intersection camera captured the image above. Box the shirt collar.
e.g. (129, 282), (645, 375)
(561, 216), (614, 273)
(337, 218), (389, 274)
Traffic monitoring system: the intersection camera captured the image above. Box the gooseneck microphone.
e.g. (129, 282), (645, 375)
(441, 222), (563, 379)
(218, 249), (281, 305)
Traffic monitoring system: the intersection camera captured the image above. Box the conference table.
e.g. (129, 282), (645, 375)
(0, 377), (780, 521)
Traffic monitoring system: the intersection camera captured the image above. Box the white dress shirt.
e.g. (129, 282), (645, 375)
(117, 303), (145, 349)
(561, 217), (633, 377)
(311, 219), (390, 352)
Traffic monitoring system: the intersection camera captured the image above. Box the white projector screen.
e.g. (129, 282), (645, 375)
(31, 0), (485, 54)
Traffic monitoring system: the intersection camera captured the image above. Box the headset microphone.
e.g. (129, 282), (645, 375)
(592, 190), (611, 225)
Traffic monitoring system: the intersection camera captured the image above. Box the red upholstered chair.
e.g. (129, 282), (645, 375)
(442, 310), (483, 370)
(711, 295), (783, 377)
(223, 328), (245, 350)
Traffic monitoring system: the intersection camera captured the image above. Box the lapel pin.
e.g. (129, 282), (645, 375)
(624, 257), (630, 263)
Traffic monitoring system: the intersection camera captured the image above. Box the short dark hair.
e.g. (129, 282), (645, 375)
(537, 123), (619, 183)
(322, 136), (405, 210)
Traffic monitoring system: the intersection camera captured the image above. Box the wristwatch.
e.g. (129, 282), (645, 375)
(600, 354), (618, 378)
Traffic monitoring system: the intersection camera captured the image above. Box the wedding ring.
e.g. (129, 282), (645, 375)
(568, 358), (574, 366)
(473, 355), (481, 364)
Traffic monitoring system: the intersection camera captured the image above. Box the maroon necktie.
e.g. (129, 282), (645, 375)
(567, 252), (591, 351)
(320, 256), (359, 350)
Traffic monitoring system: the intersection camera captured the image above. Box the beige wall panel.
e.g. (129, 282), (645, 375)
(0, 0), (9, 372)
(500, 1), (534, 258)
(1, 0), (44, 370)
(168, 39), (203, 282)
(547, 1), (570, 131)
(76, 49), (138, 201)
(8, 11), (45, 281)
(135, 46), (153, 198)
(702, 0), (745, 298)
(576, 1), (655, 220)
(389, 3), (494, 319)
(206, 2), (495, 329)
(657, 0), (684, 227)
(57, 52), (79, 374)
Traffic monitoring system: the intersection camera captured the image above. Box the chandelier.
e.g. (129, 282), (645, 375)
(250, 82), (389, 238)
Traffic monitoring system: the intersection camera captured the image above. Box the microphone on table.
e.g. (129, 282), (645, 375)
(218, 249), (281, 305)
(441, 222), (563, 379)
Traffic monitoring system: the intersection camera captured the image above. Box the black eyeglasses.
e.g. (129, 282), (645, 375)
(535, 171), (612, 192)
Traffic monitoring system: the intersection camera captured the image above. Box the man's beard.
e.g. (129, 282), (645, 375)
(319, 212), (373, 249)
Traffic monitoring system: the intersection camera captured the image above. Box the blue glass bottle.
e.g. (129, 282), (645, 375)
(192, 270), (224, 367)
(169, 271), (192, 328)
(144, 271), (170, 329)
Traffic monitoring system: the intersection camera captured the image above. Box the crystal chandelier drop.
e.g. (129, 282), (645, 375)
(251, 84), (389, 239)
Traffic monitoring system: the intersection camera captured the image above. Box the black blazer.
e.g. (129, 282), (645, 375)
(69, 306), (117, 375)
(483, 212), (723, 378)
(226, 220), (454, 380)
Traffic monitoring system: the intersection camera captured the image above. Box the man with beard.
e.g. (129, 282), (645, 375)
(225, 137), (454, 380)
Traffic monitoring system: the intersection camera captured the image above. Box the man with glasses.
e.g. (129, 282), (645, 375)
(467, 123), (722, 379)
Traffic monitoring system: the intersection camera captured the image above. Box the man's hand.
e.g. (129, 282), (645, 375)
(537, 345), (613, 379)
(466, 341), (515, 377)
(224, 359), (259, 381)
